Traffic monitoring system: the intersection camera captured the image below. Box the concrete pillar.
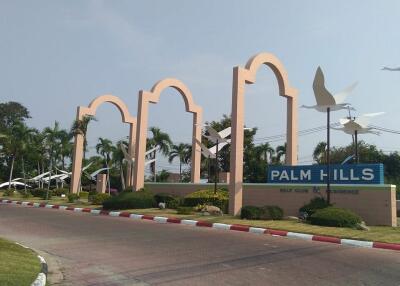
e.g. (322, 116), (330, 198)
(191, 112), (202, 183)
(133, 91), (149, 191)
(229, 67), (245, 215)
(96, 174), (107, 193)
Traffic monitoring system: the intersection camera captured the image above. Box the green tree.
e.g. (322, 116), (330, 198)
(0, 102), (30, 132)
(96, 137), (115, 194)
(147, 127), (172, 181)
(168, 143), (191, 181)
(313, 142), (327, 164)
(70, 115), (96, 161)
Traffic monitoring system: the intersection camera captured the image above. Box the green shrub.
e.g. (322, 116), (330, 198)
(154, 193), (182, 209)
(22, 192), (32, 198)
(30, 189), (49, 199)
(67, 193), (80, 203)
(102, 190), (155, 210)
(240, 206), (263, 219)
(299, 197), (331, 218)
(310, 207), (362, 228)
(260, 205), (284, 220)
(52, 188), (69, 196)
(184, 189), (228, 213)
(79, 191), (89, 200)
(177, 206), (193, 215)
(89, 193), (110, 205)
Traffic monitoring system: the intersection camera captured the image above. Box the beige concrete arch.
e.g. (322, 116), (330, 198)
(70, 95), (137, 194)
(132, 78), (202, 191)
(229, 52), (298, 215)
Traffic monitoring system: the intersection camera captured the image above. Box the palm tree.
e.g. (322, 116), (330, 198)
(70, 115), (96, 162)
(4, 123), (36, 191)
(44, 121), (63, 193)
(148, 127), (172, 181)
(70, 115), (96, 193)
(112, 140), (127, 190)
(256, 143), (275, 163)
(272, 144), (286, 164)
(168, 143), (191, 181)
(96, 137), (115, 194)
(313, 142), (327, 164)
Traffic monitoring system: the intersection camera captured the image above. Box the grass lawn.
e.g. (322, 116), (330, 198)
(0, 238), (41, 286)
(121, 208), (400, 244)
(2, 192), (399, 244)
(1, 192), (101, 209)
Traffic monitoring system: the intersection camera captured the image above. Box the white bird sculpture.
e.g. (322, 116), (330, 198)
(301, 67), (358, 112)
(203, 126), (231, 144)
(0, 181), (31, 188)
(382, 66), (400, 71)
(120, 143), (158, 166)
(332, 112), (385, 135)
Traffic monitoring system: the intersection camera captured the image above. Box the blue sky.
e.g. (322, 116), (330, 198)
(1, 1), (400, 173)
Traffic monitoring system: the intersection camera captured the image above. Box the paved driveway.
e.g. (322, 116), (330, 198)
(0, 204), (399, 285)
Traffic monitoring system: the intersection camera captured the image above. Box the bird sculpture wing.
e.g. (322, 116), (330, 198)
(382, 67), (400, 71)
(120, 142), (132, 161)
(339, 118), (351, 125)
(313, 67), (336, 106)
(205, 126), (222, 140)
(145, 146), (158, 156)
(82, 162), (93, 172)
(30, 171), (50, 181)
(195, 139), (216, 158)
(332, 82), (358, 104)
(354, 112), (384, 128)
(208, 141), (229, 154)
(218, 127), (231, 139)
(90, 167), (110, 178)
(145, 158), (156, 166)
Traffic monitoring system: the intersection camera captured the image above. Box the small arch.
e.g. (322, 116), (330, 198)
(244, 53), (297, 98)
(78, 95), (136, 124)
(132, 78), (202, 191)
(70, 95), (137, 194)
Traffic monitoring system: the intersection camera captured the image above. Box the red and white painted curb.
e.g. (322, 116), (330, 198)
(15, 242), (47, 286)
(2, 199), (399, 252)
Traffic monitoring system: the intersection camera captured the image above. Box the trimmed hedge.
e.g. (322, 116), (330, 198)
(79, 191), (89, 200)
(184, 189), (228, 213)
(102, 190), (156, 210)
(154, 193), (182, 209)
(310, 207), (362, 228)
(89, 193), (110, 205)
(241, 206), (262, 219)
(299, 197), (331, 218)
(241, 205), (284, 220)
(30, 189), (51, 199)
(260, 206), (284, 220)
(67, 193), (79, 203)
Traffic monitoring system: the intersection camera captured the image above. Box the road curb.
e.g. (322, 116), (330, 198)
(2, 199), (399, 252)
(15, 242), (48, 286)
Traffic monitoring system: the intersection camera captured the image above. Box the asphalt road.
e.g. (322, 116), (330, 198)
(0, 204), (399, 286)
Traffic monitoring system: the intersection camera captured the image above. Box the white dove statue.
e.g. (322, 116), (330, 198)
(382, 66), (400, 71)
(332, 112), (385, 135)
(301, 66), (358, 112)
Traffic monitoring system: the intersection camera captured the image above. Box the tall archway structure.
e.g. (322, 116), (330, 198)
(70, 95), (137, 194)
(132, 78), (202, 191)
(229, 53), (298, 215)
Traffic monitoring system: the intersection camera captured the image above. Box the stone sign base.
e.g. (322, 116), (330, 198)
(144, 183), (397, 226)
(96, 174), (107, 194)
